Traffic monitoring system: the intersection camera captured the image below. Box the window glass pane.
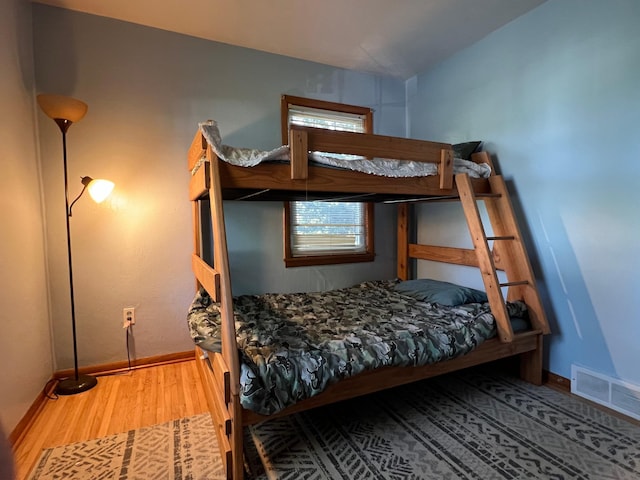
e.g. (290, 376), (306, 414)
(289, 107), (365, 160)
(288, 106), (365, 132)
(291, 202), (365, 256)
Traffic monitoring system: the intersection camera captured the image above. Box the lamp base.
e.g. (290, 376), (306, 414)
(55, 374), (98, 395)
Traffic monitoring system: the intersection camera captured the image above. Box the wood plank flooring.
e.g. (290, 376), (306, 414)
(12, 359), (209, 480)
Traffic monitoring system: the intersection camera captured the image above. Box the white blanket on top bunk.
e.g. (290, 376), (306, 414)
(198, 121), (491, 179)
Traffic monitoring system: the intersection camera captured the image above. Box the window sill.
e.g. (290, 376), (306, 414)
(284, 252), (374, 268)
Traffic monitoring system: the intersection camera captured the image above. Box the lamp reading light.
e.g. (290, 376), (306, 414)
(85, 177), (115, 203)
(69, 177), (115, 216)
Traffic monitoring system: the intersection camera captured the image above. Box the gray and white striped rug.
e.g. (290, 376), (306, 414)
(29, 413), (224, 480)
(248, 369), (640, 479)
(30, 369), (640, 479)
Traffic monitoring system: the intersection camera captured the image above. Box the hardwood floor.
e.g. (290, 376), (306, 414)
(12, 359), (209, 480)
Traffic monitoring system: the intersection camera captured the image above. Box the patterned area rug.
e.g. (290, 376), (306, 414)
(28, 414), (224, 480)
(248, 369), (640, 480)
(30, 369), (640, 479)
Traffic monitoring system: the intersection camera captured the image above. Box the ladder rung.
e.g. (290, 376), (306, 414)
(487, 235), (515, 241)
(499, 280), (529, 287)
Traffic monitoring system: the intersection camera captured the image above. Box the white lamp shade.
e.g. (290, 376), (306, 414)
(37, 94), (88, 123)
(87, 179), (114, 203)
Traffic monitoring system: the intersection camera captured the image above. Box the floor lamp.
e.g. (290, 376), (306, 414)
(37, 94), (115, 396)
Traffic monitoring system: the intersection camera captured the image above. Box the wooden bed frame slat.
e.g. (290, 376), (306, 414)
(189, 161), (209, 200)
(217, 162), (488, 197)
(208, 358), (232, 435)
(191, 254), (220, 302)
(213, 352), (231, 405)
(292, 126), (451, 162)
(188, 129), (207, 172)
(241, 330), (541, 427)
(195, 350), (233, 478)
(187, 126), (550, 479)
(408, 243), (504, 270)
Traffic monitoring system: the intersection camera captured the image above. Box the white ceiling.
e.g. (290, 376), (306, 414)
(33, 0), (545, 79)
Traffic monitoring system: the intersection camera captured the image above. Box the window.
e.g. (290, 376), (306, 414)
(281, 95), (375, 267)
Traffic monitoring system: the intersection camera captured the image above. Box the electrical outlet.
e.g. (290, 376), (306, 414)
(123, 307), (136, 328)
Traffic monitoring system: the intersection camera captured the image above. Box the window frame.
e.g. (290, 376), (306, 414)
(281, 95), (375, 268)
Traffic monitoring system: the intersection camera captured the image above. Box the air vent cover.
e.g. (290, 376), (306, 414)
(571, 365), (640, 421)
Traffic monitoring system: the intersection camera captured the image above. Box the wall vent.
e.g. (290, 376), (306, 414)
(571, 365), (640, 421)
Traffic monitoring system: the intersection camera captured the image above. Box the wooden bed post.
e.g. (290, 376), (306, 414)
(520, 333), (544, 385)
(192, 200), (202, 292)
(207, 146), (244, 479)
(397, 203), (410, 281)
(289, 128), (309, 180)
(439, 148), (453, 190)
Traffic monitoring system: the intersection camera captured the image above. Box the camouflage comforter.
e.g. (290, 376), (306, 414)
(187, 279), (527, 415)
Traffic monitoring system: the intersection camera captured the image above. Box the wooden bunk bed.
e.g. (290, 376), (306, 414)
(187, 123), (550, 479)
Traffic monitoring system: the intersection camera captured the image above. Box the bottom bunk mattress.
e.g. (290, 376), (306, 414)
(187, 279), (528, 416)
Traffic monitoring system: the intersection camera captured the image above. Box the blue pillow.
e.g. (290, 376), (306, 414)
(394, 278), (487, 306)
(453, 141), (482, 160)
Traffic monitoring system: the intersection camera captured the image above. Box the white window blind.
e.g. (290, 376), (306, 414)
(288, 104), (368, 257)
(290, 202), (366, 256)
(288, 106), (366, 132)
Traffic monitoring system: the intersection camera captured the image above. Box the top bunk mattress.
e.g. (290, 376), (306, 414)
(187, 279), (528, 415)
(197, 121), (491, 179)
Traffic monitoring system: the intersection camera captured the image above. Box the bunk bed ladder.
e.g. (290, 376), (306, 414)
(456, 173), (550, 343)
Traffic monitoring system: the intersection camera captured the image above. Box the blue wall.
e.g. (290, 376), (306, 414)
(408, 0), (640, 383)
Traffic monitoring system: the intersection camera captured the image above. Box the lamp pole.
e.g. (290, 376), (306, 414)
(55, 118), (98, 395)
(61, 123), (80, 386)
